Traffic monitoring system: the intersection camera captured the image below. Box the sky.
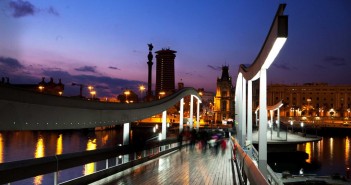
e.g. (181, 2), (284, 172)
(1, 0), (351, 98)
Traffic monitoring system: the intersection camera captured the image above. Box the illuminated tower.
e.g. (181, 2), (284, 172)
(155, 48), (176, 97)
(213, 65), (234, 123)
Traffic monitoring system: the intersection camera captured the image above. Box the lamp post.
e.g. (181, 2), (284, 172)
(139, 85), (145, 102)
(159, 91), (165, 99)
(290, 120), (294, 133)
(301, 122), (304, 134)
(307, 98), (311, 117)
(124, 90), (130, 103)
(329, 108), (335, 124)
(90, 91), (96, 100)
(347, 108), (350, 119)
(38, 85), (44, 93)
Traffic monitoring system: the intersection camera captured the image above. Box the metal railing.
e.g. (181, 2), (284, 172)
(0, 138), (182, 185)
(230, 136), (269, 185)
(252, 146), (283, 185)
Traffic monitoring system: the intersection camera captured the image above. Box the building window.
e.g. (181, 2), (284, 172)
(221, 101), (227, 111)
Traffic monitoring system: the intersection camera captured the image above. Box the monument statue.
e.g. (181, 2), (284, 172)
(148, 43), (153, 52)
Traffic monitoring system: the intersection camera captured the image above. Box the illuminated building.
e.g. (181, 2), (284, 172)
(1, 77), (64, 96)
(266, 83), (351, 118)
(213, 66), (235, 124)
(155, 48), (176, 96)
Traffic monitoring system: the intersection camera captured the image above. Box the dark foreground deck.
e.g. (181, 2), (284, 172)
(93, 141), (234, 185)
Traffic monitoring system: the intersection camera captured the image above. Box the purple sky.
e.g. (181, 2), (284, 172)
(1, 0), (351, 98)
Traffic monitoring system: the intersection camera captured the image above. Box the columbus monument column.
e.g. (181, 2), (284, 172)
(146, 43), (154, 101)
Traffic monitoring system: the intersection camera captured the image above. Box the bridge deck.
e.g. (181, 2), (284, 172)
(96, 140), (234, 185)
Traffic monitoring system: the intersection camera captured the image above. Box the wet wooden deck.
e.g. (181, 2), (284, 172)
(96, 140), (234, 185)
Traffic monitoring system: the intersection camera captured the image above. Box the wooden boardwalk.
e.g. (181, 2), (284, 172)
(97, 140), (234, 185)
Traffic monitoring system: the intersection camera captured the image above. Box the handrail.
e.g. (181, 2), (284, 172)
(231, 136), (269, 185)
(0, 86), (201, 130)
(252, 144), (283, 185)
(0, 138), (179, 184)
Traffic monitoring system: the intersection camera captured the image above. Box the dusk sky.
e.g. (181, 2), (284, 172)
(1, 0), (351, 97)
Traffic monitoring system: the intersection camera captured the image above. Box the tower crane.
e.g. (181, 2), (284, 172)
(72, 82), (85, 98)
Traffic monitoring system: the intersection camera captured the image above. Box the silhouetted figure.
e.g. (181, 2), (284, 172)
(221, 139), (227, 155)
(178, 131), (183, 150)
(190, 129), (197, 150)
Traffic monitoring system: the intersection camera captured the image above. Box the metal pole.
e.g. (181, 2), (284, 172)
(180, 98), (184, 133)
(190, 95), (194, 130)
(258, 68), (268, 178)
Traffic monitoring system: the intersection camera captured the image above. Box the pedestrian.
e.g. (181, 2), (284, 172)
(178, 131), (183, 150)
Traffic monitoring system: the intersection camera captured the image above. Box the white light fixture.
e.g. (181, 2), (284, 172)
(158, 133), (162, 141)
(262, 38), (287, 69)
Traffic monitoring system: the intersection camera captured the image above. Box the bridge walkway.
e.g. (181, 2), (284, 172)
(96, 140), (234, 185)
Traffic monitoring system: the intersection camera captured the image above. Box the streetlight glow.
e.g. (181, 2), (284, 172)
(90, 91), (96, 99)
(38, 85), (44, 92)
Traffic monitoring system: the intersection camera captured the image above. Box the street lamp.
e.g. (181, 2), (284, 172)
(301, 122), (304, 133)
(38, 85), (44, 93)
(290, 120), (294, 132)
(88, 85), (93, 91)
(159, 91), (165, 99)
(139, 85), (145, 101)
(124, 90), (130, 103)
(90, 91), (96, 100)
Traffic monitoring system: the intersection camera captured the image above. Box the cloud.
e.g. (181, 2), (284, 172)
(74, 66), (97, 73)
(47, 6), (59, 16)
(314, 64), (326, 69)
(41, 69), (144, 97)
(323, 56), (347, 66)
(9, 0), (36, 18)
(207, 65), (221, 71)
(0, 56), (24, 69)
(8, 1), (59, 18)
(109, 66), (120, 70)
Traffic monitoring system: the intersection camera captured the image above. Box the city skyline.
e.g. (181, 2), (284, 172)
(1, 0), (351, 97)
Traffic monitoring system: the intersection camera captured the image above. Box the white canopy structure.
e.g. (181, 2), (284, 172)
(234, 4), (288, 177)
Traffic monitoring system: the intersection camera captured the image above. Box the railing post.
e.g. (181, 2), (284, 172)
(54, 171), (58, 185)
(54, 155), (58, 185)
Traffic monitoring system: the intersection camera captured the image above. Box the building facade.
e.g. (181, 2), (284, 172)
(1, 77), (64, 96)
(267, 83), (351, 118)
(155, 48), (176, 97)
(213, 66), (235, 123)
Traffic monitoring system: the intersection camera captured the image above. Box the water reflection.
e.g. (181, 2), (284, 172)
(84, 138), (97, 175)
(34, 135), (45, 185)
(0, 133), (3, 163)
(329, 137), (334, 161)
(305, 142), (311, 163)
(345, 136), (350, 166)
(56, 134), (63, 155)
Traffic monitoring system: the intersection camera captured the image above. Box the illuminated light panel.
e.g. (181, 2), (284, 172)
(262, 37), (287, 69)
